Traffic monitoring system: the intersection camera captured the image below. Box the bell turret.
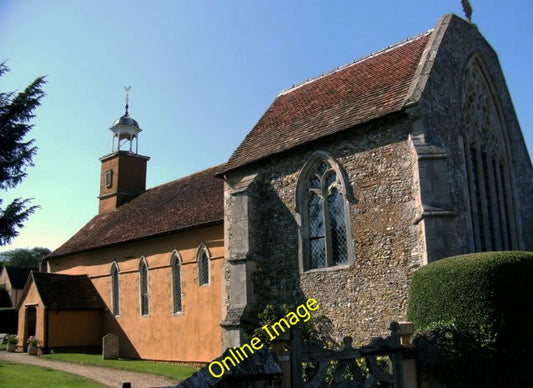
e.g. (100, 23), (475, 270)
(109, 86), (142, 153)
(98, 87), (150, 214)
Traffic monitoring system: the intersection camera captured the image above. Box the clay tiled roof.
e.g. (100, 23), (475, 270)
(220, 31), (432, 174)
(49, 165), (224, 258)
(32, 272), (105, 310)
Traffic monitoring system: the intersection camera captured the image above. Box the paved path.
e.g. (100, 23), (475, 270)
(0, 351), (179, 388)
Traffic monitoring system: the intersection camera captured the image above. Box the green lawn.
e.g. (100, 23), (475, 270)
(43, 353), (198, 381)
(0, 360), (109, 388)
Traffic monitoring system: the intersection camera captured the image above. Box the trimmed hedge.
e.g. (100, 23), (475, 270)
(407, 250), (533, 338)
(407, 251), (533, 387)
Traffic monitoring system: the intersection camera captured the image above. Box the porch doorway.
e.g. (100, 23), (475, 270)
(23, 306), (36, 351)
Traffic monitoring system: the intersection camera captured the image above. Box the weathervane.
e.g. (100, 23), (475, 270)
(124, 86), (131, 114)
(461, 0), (473, 23)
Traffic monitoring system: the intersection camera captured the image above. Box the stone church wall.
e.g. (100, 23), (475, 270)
(415, 15), (533, 252)
(223, 14), (532, 349)
(225, 115), (426, 344)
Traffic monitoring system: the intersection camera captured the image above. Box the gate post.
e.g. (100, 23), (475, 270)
(271, 330), (292, 388)
(399, 321), (418, 388)
(290, 326), (303, 388)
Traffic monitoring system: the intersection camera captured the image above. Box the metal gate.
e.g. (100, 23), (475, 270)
(291, 322), (412, 388)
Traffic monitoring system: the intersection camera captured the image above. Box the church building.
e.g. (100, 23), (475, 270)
(16, 14), (532, 362)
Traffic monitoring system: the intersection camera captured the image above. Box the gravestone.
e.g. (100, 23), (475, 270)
(102, 333), (119, 360)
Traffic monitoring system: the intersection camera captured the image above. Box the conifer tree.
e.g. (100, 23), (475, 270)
(0, 62), (46, 246)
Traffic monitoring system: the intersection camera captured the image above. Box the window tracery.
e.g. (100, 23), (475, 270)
(462, 56), (517, 251)
(297, 152), (353, 271)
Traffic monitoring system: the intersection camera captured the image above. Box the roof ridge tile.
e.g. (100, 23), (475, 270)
(279, 29), (433, 97)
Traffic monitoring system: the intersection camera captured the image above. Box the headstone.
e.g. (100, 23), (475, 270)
(102, 333), (119, 360)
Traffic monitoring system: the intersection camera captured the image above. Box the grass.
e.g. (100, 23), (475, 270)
(0, 360), (109, 388)
(43, 353), (198, 381)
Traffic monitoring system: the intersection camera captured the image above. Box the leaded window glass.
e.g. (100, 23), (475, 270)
(309, 192), (326, 268)
(328, 188), (348, 265)
(300, 155), (351, 270)
(139, 258), (149, 316)
(198, 247), (209, 286)
(172, 253), (182, 313)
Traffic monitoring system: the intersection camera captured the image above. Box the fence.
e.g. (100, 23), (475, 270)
(289, 322), (416, 388)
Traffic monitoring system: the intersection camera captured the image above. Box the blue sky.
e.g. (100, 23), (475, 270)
(1, 0), (531, 252)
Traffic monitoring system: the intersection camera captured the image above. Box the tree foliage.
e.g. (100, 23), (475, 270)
(408, 251), (533, 387)
(0, 62), (46, 245)
(0, 247), (50, 267)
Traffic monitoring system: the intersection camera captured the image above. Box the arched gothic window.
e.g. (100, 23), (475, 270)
(171, 251), (182, 313)
(296, 152), (354, 271)
(462, 56), (518, 251)
(111, 262), (119, 316)
(139, 257), (149, 316)
(197, 244), (210, 286)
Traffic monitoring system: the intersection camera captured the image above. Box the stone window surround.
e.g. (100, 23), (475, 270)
(295, 150), (355, 273)
(139, 256), (149, 316)
(171, 250), (183, 314)
(196, 242), (211, 286)
(461, 55), (519, 252)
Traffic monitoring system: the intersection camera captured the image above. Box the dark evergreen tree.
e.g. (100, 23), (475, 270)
(0, 62), (46, 245)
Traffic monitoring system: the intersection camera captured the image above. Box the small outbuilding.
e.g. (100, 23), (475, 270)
(0, 266), (37, 307)
(16, 272), (106, 352)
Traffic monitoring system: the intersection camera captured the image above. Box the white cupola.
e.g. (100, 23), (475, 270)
(109, 86), (142, 154)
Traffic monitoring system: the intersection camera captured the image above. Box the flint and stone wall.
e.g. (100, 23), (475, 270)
(223, 17), (533, 346)
(413, 15), (532, 253)
(224, 116), (428, 345)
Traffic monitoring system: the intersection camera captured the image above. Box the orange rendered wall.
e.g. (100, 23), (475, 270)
(48, 224), (224, 362)
(47, 310), (103, 348)
(16, 282), (45, 349)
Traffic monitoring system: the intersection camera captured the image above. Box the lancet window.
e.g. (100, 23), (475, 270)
(197, 244), (210, 286)
(139, 257), (149, 316)
(171, 251), (182, 313)
(111, 262), (119, 316)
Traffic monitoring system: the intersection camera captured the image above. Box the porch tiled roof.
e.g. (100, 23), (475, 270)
(32, 272), (105, 310)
